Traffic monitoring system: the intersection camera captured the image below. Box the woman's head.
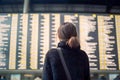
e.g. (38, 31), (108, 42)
(57, 22), (80, 48)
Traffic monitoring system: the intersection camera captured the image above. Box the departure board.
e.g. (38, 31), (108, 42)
(79, 14), (99, 70)
(97, 15), (118, 70)
(0, 13), (120, 71)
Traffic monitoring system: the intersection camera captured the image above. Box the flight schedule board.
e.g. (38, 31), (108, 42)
(0, 13), (120, 71)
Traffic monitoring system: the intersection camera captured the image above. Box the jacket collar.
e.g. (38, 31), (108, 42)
(57, 41), (80, 50)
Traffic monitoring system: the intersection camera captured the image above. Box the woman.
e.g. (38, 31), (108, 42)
(42, 22), (90, 80)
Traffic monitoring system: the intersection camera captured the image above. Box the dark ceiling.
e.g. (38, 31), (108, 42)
(0, 0), (119, 5)
(0, 0), (120, 13)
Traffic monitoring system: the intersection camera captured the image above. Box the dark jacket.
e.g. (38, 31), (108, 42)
(42, 41), (90, 80)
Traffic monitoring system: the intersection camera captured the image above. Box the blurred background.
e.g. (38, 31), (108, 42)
(0, 0), (120, 80)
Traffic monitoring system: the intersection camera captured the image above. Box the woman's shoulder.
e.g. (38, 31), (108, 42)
(79, 49), (88, 57)
(46, 48), (58, 57)
(45, 48), (60, 62)
(48, 48), (58, 53)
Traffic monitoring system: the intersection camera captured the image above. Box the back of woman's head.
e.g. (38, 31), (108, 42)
(57, 22), (80, 48)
